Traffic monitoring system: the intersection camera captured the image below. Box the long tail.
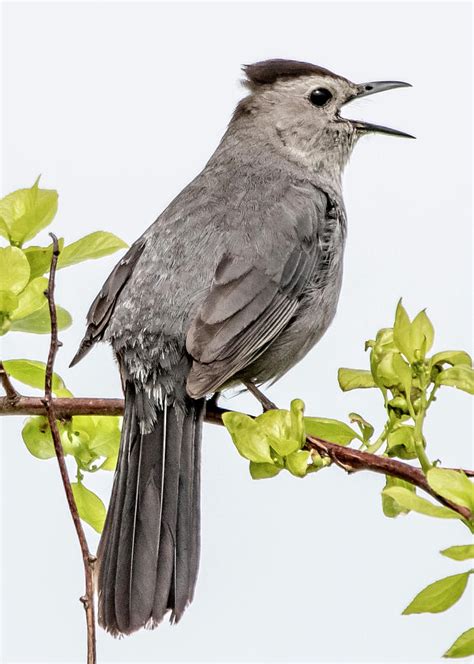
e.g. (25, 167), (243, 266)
(97, 382), (205, 636)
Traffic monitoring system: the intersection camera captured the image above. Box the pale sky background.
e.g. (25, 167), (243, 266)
(1, 1), (472, 662)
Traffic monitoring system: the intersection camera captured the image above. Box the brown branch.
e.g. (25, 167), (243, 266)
(304, 436), (472, 520)
(42, 234), (96, 664)
(0, 395), (124, 417)
(1, 391), (472, 520)
(0, 360), (20, 403)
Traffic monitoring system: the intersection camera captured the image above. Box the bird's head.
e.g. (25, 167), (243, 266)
(233, 59), (413, 182)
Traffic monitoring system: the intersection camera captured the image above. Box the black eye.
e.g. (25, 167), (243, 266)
(309, 88), (332, 107)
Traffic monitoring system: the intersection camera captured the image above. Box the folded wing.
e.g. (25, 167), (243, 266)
(186, 193), (326, 397)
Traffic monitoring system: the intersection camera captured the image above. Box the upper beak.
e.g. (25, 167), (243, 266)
(357, 80), (412, 98)
(344, 80), (415, 139)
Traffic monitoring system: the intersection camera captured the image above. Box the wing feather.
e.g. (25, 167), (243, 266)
(70, 239), (145, 366)
(186, 199), (324, 398)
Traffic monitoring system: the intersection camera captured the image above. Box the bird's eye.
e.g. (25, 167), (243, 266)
(309, 88), (332, 107)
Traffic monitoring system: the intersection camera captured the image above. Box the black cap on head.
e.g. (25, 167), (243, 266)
(243, 59), (340, 87)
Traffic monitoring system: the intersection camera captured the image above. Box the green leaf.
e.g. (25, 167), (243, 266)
(393, 301), (434, 361)
(349, 412), (374, 443)
(444, 628), (474, 658)
(427, 468), (474, 512)
(0, 246), (30, 294)
(62, 428), (95, 466)
(290, 398), (305, 446)
(71, 481), (106, 533)
(338, 368), (376, 391)
(393, 299), (413, 360)
(369, 327), (399, 386)
(21, 416), (56, 459)
(24, 238), (65, 279)
(222, 412), (273, 463)
(10, 277), (48, 320)
(304, 417), (360, 445)
(286, 449), (310, 477)
(249, 461), (282, 480)
(89, 416), (122, 457)
(436, 366), (474, 395)
(256, 409), (300, 456)
(440, 545), (474, 562)
(57, 231), (127, 268)
(392, 352), (412, 395)
(0, 315), (11, 336)
(0, 178), (58, 245)
(402, 572), (472, 615)
(100, 454), (118, 471)
(376, 351), (413, 391)
(10, 303), (72, 333)
(387, 426), (418, 460)
(0, 291), (19, 314)
(0, 216), (9, 241)
(382, 487), (460, 520)
(74, 415), (121, 458)
(59, 426), (86, 458)
(3, 358), (72, 397)
(372, 327), (397, 350)
(382, 476), (415, 518)
(411, 309), (435, 355)
(431, 350), (472, 369)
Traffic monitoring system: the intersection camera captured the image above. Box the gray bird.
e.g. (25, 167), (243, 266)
(71, 59), (413, 636)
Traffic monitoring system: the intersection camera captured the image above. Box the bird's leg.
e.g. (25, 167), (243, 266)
(242, 380), (277, 412)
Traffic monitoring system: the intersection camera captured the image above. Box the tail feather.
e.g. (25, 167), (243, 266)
(151, 403), (183, 621)
(97, 400), (137, 633)
(173, 401), (201, 620)
(97, 382), (205, 636)
(189, 405), (202, 603)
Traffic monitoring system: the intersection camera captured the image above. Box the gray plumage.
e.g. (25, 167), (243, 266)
(71, 59), (412, 636)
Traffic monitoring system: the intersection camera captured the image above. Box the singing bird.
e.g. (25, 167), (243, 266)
(72, 59), (413, 636)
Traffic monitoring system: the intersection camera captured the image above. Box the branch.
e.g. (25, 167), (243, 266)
(42, 234), (96, 664)
(0, 360), (20, 403)
(0, 395), (124, 417)
(1, 391), (472, 518)
(304, 436), (472, 520)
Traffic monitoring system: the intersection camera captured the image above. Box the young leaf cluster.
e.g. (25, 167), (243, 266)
(223, 399), (345, 479)
(338, 301), (473, 525)
(5, 358), (121, 533)
(0, 178), (127, 336)
(0, 180), (127, 531)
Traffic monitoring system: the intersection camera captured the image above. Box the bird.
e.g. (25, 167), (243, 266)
(71, 58), (413, 636)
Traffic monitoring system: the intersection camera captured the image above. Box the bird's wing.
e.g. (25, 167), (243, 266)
(70, 238), (146, 366)
(186, 189), (328, 397)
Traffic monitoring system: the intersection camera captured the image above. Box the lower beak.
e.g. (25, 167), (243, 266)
(343, 80), (415, 139)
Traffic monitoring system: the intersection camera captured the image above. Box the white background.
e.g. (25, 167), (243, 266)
(1, 1), (472, 662)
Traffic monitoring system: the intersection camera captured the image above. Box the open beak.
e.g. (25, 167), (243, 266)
(344, 80), (415, 139)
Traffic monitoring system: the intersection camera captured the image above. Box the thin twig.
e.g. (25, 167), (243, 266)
(1, 392), (472, 520)
(0, 360), (19, 403)
(41, 233), (96, 664)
